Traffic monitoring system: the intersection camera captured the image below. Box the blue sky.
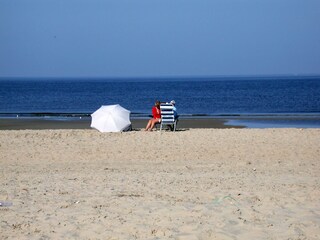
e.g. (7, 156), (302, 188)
(0, 0), (319, 78)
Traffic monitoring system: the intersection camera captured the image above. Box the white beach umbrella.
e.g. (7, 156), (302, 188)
(91, 104), (131, 132)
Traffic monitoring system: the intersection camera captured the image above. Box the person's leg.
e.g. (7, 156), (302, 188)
(148, 119), (159, 131)
(145, 119), (152, 130)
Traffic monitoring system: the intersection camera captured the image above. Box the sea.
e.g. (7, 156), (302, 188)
(1, 77), (320, 128)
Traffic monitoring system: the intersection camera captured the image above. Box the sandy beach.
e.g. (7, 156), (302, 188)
(1, 128), (319, 239)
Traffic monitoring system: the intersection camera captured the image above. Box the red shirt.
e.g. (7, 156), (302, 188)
(152, 106), (161, 119)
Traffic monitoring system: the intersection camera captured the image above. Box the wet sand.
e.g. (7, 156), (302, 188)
(0, 118), (242, 130)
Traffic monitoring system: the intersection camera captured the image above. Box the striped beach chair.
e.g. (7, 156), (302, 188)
(160, 103), (177, 131)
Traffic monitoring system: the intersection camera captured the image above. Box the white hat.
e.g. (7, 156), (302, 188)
(170, 100), (176, 105)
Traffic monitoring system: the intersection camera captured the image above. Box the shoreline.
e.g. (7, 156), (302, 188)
(0, 118), (241, 130)
(1, 115), (320, 130)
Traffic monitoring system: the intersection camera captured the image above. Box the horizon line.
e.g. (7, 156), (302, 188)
(0, 74), (320, 81)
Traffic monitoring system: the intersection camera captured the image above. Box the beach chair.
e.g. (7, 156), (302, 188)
(160, 103), (178, 131)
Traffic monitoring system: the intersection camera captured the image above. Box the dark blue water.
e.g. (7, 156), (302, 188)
(0, 78), (320, 118)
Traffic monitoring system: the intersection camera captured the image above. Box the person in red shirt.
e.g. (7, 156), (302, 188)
(145, 100), (161, 131)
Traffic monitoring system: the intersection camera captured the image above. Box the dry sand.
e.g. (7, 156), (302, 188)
(0, 129), (319, 239)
